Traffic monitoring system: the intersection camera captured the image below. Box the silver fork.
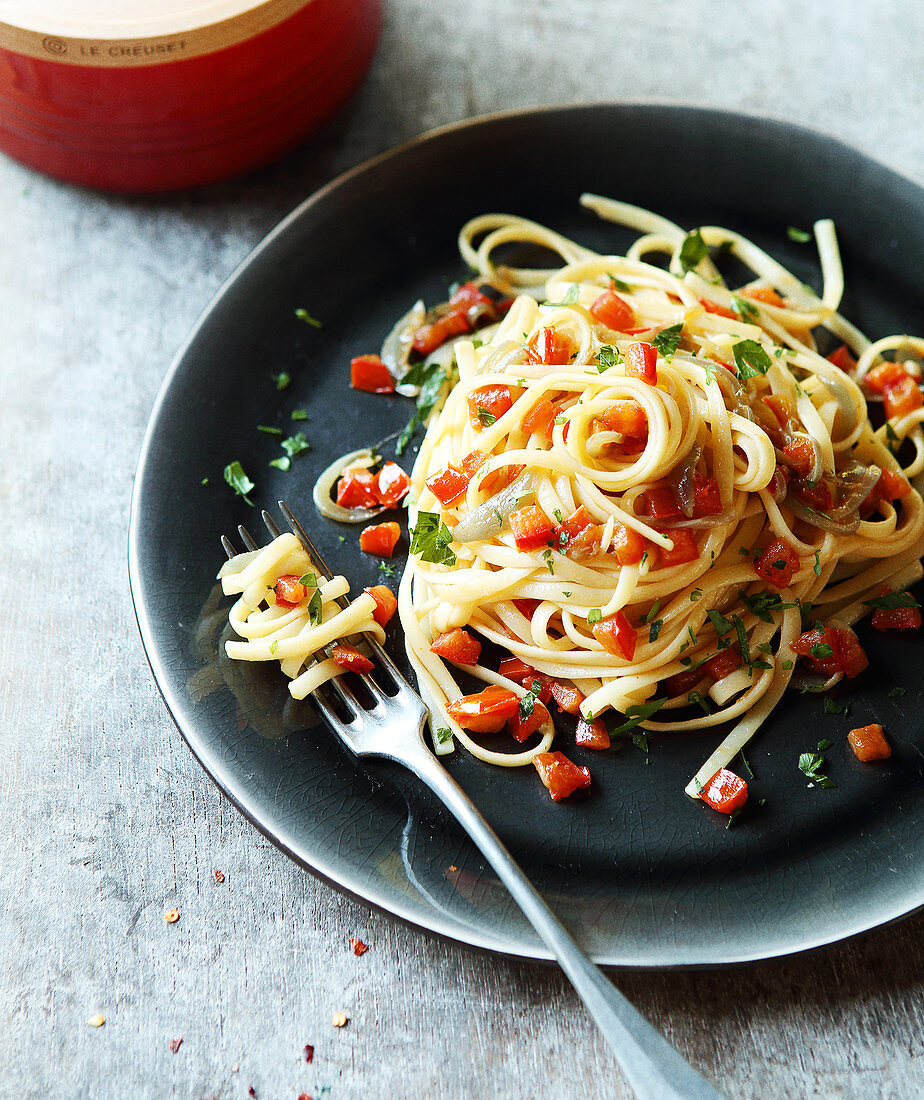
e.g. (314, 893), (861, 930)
(226, 501), (725, 1100)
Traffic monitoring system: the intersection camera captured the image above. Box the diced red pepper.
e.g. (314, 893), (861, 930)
(872, 605), (922, 631)
(883, 373), (924, 419)
(374, 461), (410, 507)
(864, 361), (909, 393)
(847, 723), (891, 762)
(521, 398), (557, 438)
(447, 685), (521, 733)
(533, 751), (592, 801)
(430, 628), (482, 665)
(336, 468), (380, 509)
(412, 311), (470, 356)
(448, 281), (496, 315)
(698, 296), (737, 320)
(479, 463), (525, 495)
(699, 768), (749, 813)
(761, 392), (797, 429)
(510, 504), (556, 551)
(359, 521), (401, 557)
(460, 450), (488, 478)
(350, 354), (394, 394)
(590, 289), (634, 331)
(790, 624), (868, 679)
(664, 666), (708, 698)
(779, 438), (816, 478)
(548, 680), (584, 715)
(331, 644), (374, 674)
(703, 647), (742, 681)
(426, 464), (471, 506)
(363, 585), (397, 627)
(499, 656), (538, 683)
(740, 286), (785, 308)
(692, 472), (723, 517)
(508, 700), (550, 743)
(625, 341), (657, 384)
(827, 344), (857, 373)
(860, 467), (912, 518)
(602, 400), (648, 436)
(754, 537), (799, 588)
(468, 384), (516, 428)
(658, 529), (699, 568)
(592, 610), (638, 661)
(793, 476), (834, 512)
(527, 326), (573, 365)
(512, 598), (540, 619)
(611, 523), (647, 566)
(275, 574), (306, 609)
(640, 485), (683, 520)
(574, 717), (611, 750)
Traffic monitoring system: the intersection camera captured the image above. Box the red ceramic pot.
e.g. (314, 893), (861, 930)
(0, 0), (383, 191)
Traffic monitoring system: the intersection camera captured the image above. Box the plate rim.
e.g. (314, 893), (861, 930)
(128, 101), (924, 967)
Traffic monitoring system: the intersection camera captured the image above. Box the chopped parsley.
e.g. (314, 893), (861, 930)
(306, 587), (322, 626)
(546, 284), (580, 306)
(271, 371), (291, 390)
(652, 323), (684, 361)
(295, 307), (322, 328)
(298, 572), (317, 587)
(863, 590), (919, 610)
(889, 685), (907, 698)
(378, 561), (396, 577)
(270, 431), (311, 471)
(609, 275), (631, 292)
(823, 697), (848, 715)
(587, 608), (602, 625)
(690, 588), (702, 602)
(519, 679), (542, 718)
(542, 549), (555, 574)
(732, 339), (773, 380)
(257, 424), (283, 436)
(688, 690), (712, 715)
(598, 344), (623, 370)
(679, 229), (709, 273)
(648, 619), (663, 643)
(787, 225), (812, 243)
(798, 750), (835, 788)
(291, 409), (308, 421)
(612, 697), (665, 734)
(814, 550), (822, 576)
(810, 643), (834, 659)
(223, 460), (255, 504)
(435, 726), (454, 744)
(476, 406), (497, 426)
(732, 295), (759, 322)
(409, 511), (456, 566)
(706, 608), (734, 638)
(269, 639), (278, 655)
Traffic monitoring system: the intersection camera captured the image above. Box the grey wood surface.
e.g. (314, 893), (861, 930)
(4, 1), (924, 1097)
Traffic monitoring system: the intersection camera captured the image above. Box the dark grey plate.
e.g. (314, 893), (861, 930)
(129, 104), (924, 967)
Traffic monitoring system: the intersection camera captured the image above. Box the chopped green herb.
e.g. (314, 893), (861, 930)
(688, 690), (712, 715)
(298, 572), (317, 587)
(707, 608), (734, 637)
(732, 295), (759, 323)
(291, 409), (308, 421)
(639, 550), (648, 567)
(652, 323), (684, 361)
(409, 511), (456, 566)
(787, 225), (812, 243)
(378, 561), (396, 577)
(863, 590), (919, 610)
(542, 549), (555, 574)
(679, 228), (709, 272)
(738, 749), (755, 779)
(731, 614), (750, 665)
(598, 344), (623, 370)
(306, 587), (322, 626)
(554, 415), (566, 425)
(201, 477), (209, 485)
(799, 750), (836, 788)
(690, 588), (702, 602)
(885, 421), (900, 453)
(889, 685), (907, 697)
(644, 598), (662, 624)
(782, 659), (793, 670)
(609, 275), (631, 292)
(613, 697), (665, 734)
(295, 307), (322, 328)
(269, 639), (278, 655)
(702, 360), (717, 384)
(257, 424), (283, 436)
(546, 284), (580, 306)
(587, 608), (602, 625)
(271, 371), (291, 390)
(519, 678), (542, 718)
(477, 406), (497, 426)
(648, 619), (663, 643)
(223, 460), (255, 504)
(553, 508), (564, 523)
(435, 726), (454, 745)
(562, 591), (572, 599)
(817, 737), (834, 751)
(810, 643), (834, 659)
(732, 339), (773, 380)
(687, 625), (697, 645)
(813, 549), (822, 576)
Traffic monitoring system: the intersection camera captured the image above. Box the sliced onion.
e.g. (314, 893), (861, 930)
(452, 472), (536, 543)
(380, 299), (426, 393)
(668, 443), (702, 518)
(790, 670), (843, 693)
(825, 463), (881, 521)
(821, 375), (860, 437)
(654, 511), (736, 530)
(712, 366), (752, 420)
(786, 497), (860, 535)
(313, 448), (385, 524)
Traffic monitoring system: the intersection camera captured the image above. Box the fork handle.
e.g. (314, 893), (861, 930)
(405, 750), (725, 1100)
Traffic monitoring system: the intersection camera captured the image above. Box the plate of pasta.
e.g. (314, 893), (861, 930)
(130, 104), (924, 966)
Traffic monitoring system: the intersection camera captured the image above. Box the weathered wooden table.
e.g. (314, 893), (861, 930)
(4, 2), (924, 1097)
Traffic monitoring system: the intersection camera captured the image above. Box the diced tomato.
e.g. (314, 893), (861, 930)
(336, 468), (379, 509)
(664, 666), (708, 698)
(512, 598), (540, 619)
(374, 461), (410, 507)
(860, 467), (912, 518)
(699, 768), (749, 813)
(448, 281), (495, 315)
(592, 610), (638, 661)
(625, 341), (657, 384)
(883, 373), (924, 419)
(602, 400), (648, 436)
(363, 585), (397, 627)
(575, 717), (611, 750)
(499, 656), (538, 683)
(533, 751), (592, 801)
(872, 605), (922, 631)
(331, 644), (374, 674)
(468, 384), (516, 428)
(460, 450), (488, 477)
(793, 476), (834, 512)
(522, 398), (556, 438)
(692, 473), (722, 517)
(426, 464), (471, 506)
(412, 311), (471, 356)
(658, 529), (699, 568)
(275, 574), (306, 608)
(568, 524), (602, 559)
(790, 624), (868, 679)
(548, 680), (584, 715)
(754, 537), (799, 588)
(527, 326), (573, 365)
(430, 628), (482, 665)
(703, 647), (742, 681)
(510, 504), (556, 551)
(350, 353), (394, 394)
(740, 286), (785, 308)
(611, 523), (647, 565)
(479, 463), (524, 494)
(447, 685), (521, 733)
(864, 360), (909, 394)
(768, 467), (789, 502)
(640, 485), (683, 520)
(590, 289), (634, 331)
(508, 700), (550, 743)
(779, 438), (816, 478)
(698, 296), (737, 320)
(847, 723), (892, 762)
(556, 507), (602, 560)
(359, 521), (401, 557)
(761, 392), (796, 429)
(827, 344), (857, 373)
